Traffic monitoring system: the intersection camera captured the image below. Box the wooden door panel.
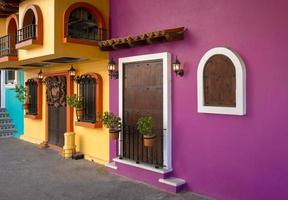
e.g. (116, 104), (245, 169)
(46, 75), (67, 147)
(123, 60), (163, 167)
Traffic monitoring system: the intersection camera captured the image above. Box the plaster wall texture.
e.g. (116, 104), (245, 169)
(109, 0), (288, 199)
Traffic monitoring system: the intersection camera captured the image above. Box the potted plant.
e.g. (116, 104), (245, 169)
(15, 85), (30, 110)
(136, 116), (156, 147)
(99, 111), (121, 140)
(66, 95), (84, 121)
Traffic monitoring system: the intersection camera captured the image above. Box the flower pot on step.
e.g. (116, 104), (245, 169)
(109, 129), (120, 140)
(143, 134), (156, 147)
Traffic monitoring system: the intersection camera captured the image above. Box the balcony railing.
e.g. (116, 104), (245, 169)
(65, 24), (107, 42)
(0, 35), (17, 57)
(120, 124), (164, 168)
(17, 24), (37, 43)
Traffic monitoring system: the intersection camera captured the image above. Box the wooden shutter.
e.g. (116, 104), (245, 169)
(203, 55), (236, 107)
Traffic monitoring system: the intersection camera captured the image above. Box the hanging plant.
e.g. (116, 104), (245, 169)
(99, 112), (121, 140)
(66, 94), (84, 121)
(15, 85), (30, 110)
(136, 116), (156, 147)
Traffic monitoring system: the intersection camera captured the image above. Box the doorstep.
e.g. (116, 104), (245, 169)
(108, 158), (186, 193)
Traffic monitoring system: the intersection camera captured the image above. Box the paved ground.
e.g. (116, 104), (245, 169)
(0, 138), (210, 200)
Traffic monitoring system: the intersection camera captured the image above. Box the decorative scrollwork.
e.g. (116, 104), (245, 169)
(44, 76), (66, 108)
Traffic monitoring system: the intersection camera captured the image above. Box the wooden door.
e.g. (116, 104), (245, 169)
(46, 76), (67, 147)
(122, 60), (163, 167)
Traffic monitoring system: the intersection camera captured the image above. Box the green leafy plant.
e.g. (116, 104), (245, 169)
(66, 94), (83, 109)
(99, 112), (121, 130)
(136, 116), (154, 136)
(15, 85), (29, 103)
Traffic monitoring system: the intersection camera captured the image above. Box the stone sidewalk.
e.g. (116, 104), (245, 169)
(0, 138), (210, 200)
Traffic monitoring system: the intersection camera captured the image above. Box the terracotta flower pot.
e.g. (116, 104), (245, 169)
(109, 129), (120, 140)
(143, 134), (156, 147)
(23, 103), (30, 110)
(76, 108), (84, 120)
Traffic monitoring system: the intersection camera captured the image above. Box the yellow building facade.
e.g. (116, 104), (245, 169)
(0, 0), (111, 165)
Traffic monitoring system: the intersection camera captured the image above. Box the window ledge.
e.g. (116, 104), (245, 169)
(16, 39), (42, 50)
(4, 84), (16, 89)
(113, 157), (173, 174)
(75, 121), (102, 128)
(63, 37), (99, 46)
(0, 55), (18, 63)
(24, 114), (41, 119)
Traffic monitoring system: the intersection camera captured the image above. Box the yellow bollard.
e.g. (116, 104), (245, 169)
(63, 132), (76, 159)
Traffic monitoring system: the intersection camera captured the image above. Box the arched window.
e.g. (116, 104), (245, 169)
(197, 47), (246, 115)
(16, 5), (43, 48)
(68, 8), (98, 40)
(63, 2), (106, 45)
(203, 55), (236, 107)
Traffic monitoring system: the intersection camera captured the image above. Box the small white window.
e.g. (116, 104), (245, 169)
(197, 47), (246, 115)
(5, 70), (18, 88)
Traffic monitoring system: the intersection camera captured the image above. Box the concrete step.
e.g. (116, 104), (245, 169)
(0, 131), (14, 138)
(0, 124), (15, 129)
(0, 118), (12, 123)
(0, 129), (17, 133)
(106, 162), (118, 170)
(158, 177), (186, 193)
(0, 113), (9, 118)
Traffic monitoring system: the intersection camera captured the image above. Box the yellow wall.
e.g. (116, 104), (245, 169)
(18, 0), (55, 61)
(54, 0), (109, 61)
(20, 0), (111, 165)
(0, 18), (7, 37)
(22, 60), (110, 165)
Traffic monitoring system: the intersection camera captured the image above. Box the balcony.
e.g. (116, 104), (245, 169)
(63, 22), (107, 46)
(16, 24), (42, 49)
(0, 35), (17, 62)
(120, 125), (164, 168)
(17, 24), (36, 43)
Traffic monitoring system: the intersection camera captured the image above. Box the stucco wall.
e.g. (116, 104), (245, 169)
(18, 0), (55, 60)
(109, 0), (288, 199)
(22, 61), (110, 165)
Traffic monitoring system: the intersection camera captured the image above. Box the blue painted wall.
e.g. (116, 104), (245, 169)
(5, 71), (24, 138)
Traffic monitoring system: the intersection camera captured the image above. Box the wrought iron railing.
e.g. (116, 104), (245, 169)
(17, 24), (37, 43)
(65, 24), (107, 41)
(0, 35), (17, 57)
(120, 124), (164, 168)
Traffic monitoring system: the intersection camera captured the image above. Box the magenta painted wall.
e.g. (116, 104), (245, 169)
(109, 0), (288, 199)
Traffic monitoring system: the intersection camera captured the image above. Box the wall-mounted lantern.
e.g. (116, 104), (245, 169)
(108, 58), (118, 79)
(172, 57), (184, 77)
(68, 65), (76, 80)
(38, 69), (43, 80)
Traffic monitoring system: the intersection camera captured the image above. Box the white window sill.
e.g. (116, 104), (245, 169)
(113, 157), (173, 174)
(4, 84), (17, 89)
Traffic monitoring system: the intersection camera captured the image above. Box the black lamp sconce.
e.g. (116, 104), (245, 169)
(38, 69), (44, 80)
(172, 57), (184, 77)
(108, 58), (119, 79)
(68, 65), (76, 80)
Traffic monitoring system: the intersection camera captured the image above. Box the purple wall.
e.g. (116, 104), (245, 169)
(109, 0), (288, 199)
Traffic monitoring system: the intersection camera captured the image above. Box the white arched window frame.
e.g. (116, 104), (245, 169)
(197, 47), (246, 115)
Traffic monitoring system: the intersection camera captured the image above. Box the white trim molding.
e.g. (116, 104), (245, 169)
(118, 52), (172, 171)
(197, 47), (246, 115)
(1, 70), (6, 108)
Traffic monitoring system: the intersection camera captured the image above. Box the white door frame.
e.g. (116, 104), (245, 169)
(118, 52), (172, 171)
